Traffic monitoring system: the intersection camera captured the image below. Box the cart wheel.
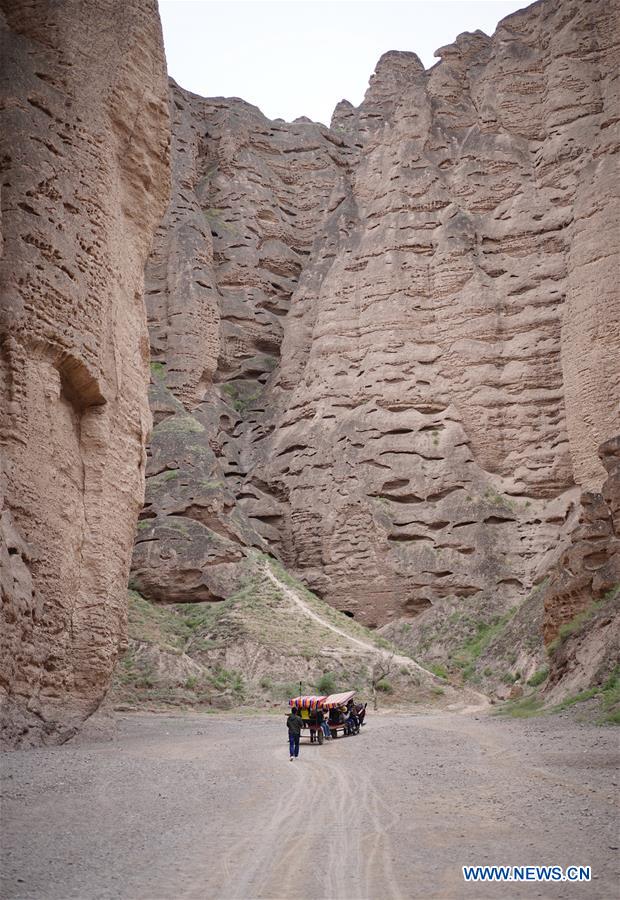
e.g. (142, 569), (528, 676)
(318, 729), (324, 745)
(331, 728), (337, 739)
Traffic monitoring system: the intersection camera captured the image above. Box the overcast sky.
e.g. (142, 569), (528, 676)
(158, 0), (532, 124)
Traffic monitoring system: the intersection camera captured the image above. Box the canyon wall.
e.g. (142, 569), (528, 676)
(130, 82), (353, 602)
(137, 0), (618, 672)
(254, 0), (619, 628)
(4, 0), (614, 746)
(542, 436), (619, 696)
(0, 0), (170, 747)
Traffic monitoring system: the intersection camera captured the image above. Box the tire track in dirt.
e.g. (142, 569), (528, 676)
(4, 713), (618, 900)
(188, 733), (405, 900)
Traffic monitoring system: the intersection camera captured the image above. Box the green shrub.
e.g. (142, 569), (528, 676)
(461, 663), (475, 682)
(427, 663), (448, 680)
(150, 361), (166, 379)
(317, 672), (337, 695)
(211, 666), (245, 696)
(527, 666), (549, 687)
(376, 679), (393, 694)
(495, 696), (543, 718)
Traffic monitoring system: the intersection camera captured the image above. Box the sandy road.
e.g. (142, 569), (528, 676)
(1, 711), (618, 900)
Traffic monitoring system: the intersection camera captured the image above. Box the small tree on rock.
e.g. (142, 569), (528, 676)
(371, 654), (395, 710)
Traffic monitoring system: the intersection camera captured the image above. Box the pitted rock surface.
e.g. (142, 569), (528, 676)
(135, 0), (619, 637)
(131, 81), (352, 599)
(542, 436), (620, 687)
(0, 0), (170, 746)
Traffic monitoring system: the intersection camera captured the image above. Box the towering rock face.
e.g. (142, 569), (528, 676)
(130, 82), (353, 602)
(0, 0), (170, 747)
(543, 438), (620, 647)
(135, 0), (618, 663)
(248, 0), (619, 626)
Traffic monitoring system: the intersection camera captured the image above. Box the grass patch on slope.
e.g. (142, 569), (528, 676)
(450, 610), (516, 681)
(113, 557), (434, 713)
(495, 666), (620, 724)
(546, 586), (620, 656)
(268, 558), (394, 653)
(551, 667), (620, 724)
(381, 583), (544, 690)
(495, 696), (544, 719)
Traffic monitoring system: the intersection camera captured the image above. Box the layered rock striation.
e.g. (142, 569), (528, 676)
(130, 82), (353, 602)
(135, 0), (618, 677)
(542, 436), (619, 696)
(0, 0), (170, 746)
(6, 0), (616, 745)
(543, 437), (620, 646)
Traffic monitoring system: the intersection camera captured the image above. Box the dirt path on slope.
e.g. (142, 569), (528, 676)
(2, 711), (618, 900)
(265, 563), (488, 708)
(265, 563), (439, 678)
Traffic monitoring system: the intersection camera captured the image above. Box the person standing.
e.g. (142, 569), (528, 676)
(286, 706), (303, 761)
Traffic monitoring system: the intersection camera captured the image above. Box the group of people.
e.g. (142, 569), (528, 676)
(324, 700), (366, 738)
(286, 699), (367, 760)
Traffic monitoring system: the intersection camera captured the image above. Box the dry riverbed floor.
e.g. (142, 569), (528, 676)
(1, 710), (618, 900)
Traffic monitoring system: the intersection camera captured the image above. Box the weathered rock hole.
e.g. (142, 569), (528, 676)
(57, 355), (105, 411)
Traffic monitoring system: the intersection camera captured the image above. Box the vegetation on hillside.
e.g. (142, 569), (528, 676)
(381, 582), (547, 693)
(111, 555), (445, 713)
(381, 580), (619, 725)
(497, 666), (619, 724)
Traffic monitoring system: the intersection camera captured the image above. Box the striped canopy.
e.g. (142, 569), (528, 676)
(288, 695), (326, 710)
(322, 690), (355, 709)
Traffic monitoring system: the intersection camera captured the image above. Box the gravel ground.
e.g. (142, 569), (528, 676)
(1, 710), (618, 899)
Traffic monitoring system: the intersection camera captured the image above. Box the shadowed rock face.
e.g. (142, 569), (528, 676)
(0, 0), (170, 747)
(541, 436), (619, 699)
(543, 436), (620, 643)
(134, 0), (619, 638)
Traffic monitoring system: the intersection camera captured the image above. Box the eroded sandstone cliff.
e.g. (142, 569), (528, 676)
(6, 0), (615, 745)
(252, 0), (619, 630)
(0, 0), (170, 746)
(136, 0), (618, 689)
(130, 81), (354, 603)
(542, 436), (619, 698)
